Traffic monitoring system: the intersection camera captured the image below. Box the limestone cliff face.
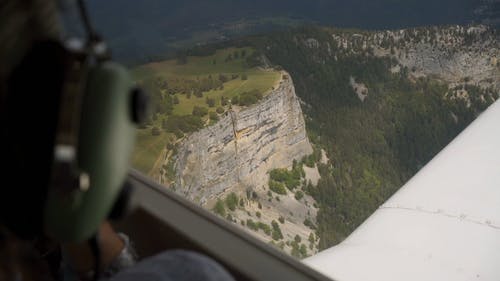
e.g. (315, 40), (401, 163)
(173, 73), (313, 205)
(328, 25), (499, 90)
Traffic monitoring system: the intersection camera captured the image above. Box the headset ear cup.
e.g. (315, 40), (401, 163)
(44, 62), (137, 242)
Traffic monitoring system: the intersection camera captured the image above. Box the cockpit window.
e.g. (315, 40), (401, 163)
(88, 0), (498, 259)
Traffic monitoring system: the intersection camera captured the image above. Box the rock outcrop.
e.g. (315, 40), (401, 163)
(174, 72), (313, 205)
(170, 72), (319, 255)
(329, 25), (499, 90)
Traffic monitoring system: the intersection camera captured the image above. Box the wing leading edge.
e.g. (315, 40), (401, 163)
(304, 100), (500, 281)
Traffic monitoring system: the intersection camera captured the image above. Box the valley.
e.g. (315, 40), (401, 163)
(131, 24), (499, 256)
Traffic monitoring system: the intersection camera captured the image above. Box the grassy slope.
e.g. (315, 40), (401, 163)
(131, 130), (172, 174)
(131, 47), (280, 174)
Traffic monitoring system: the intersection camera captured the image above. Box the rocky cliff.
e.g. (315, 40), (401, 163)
(173, 72), (312, 204)
(170, 72), (319, 255)
(330, 25), (499, 90)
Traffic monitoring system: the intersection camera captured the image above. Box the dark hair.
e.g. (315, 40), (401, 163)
(0, 40), (68, 239)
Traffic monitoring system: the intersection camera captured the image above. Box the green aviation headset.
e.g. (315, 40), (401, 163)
(44, 1), (148, 243)
(2, 0), (147, 243)
(44, 54), (140, 243)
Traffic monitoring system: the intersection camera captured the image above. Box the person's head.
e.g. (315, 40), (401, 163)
(0, 0), (143, 243)
(0, 0), (63, 241)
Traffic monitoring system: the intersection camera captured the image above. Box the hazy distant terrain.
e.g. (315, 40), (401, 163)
(85, 0), (491, 64)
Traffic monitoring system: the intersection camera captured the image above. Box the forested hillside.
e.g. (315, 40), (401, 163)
(245, 26), (498, 248)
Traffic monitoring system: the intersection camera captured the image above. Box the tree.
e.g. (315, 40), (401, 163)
(269, 180), (287, 195)
(252, 191), (258, 200)
(225, 193), (238, 211)
(257, 222), (271, 235)
(219, 74), (229, 83)
(271, 220), (283, 240)
(209, 111), (219, 122)
(194, 89), (203, 98)
(239, 90), (262, 106)
(308, 233), (315, 243)
(216, 106), (225, 114)
(295, 190), (304, 200)
(151, 127), (161, 136)
(299, 244), (308, 257)
(269, 168), (301, 191)
(206, 97), (216, 107)
(294, 234), (302, 243)
(220, 96), (228, 106)
(246, 219), (258, 231)
(173, 95), (180, 104)
(142, 78), (173, 117)
(213, 199), (225, 217)
(303, 218), (315, 229)
(174, 130), (183, 138)
(231, 96), (239, 105)
(164, 115), (203, 133)
(291, 242), (301, 258)
(192, 106), (208, 117)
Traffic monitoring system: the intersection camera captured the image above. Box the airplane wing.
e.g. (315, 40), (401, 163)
(304, 100), (500, 281)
